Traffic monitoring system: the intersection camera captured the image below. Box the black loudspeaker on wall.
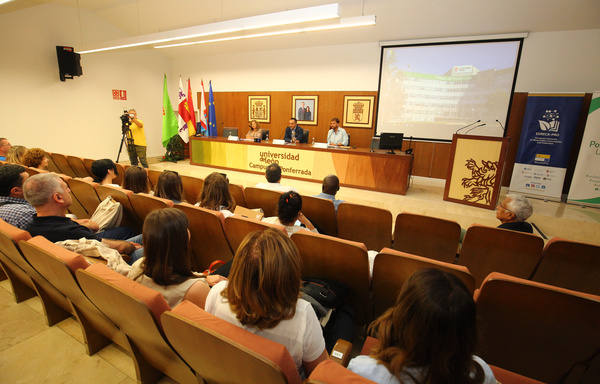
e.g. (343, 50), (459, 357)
(56, 46), (83, 81)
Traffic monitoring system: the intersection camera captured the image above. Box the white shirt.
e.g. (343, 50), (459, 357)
(327, 127), (348, 146)
(262, 216), (318, 237)
(254, 182), (295, 193)
(205, 281), (326, 371)
(193, 203), (233, 218)
(347, 355), (496, 384)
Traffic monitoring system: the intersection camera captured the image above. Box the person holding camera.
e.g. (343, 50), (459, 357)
(126, 109), (148, 168)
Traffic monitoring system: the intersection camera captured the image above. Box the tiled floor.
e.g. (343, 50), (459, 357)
(1, 160), (598, 383)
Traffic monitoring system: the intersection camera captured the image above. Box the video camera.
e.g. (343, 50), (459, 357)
(120, 110), (131, 133)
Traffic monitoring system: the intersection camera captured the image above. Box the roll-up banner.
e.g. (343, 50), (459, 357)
(568, 92), (600, 207)
(509, 94), (584, 200)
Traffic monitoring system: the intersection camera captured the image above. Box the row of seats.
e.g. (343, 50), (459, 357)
(1, 216), (596, 383)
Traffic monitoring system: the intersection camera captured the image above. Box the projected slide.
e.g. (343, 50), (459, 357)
(376, 40), (522, 141)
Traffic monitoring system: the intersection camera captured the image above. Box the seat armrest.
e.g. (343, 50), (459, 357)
(330, 339), (352, 367)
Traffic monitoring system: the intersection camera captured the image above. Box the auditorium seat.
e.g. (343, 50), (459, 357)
(146, 169), (161, 189)
(82, 158), (94, 176)
(180, 174), (204, 204)
(66, 155), (92, 178)
(0, 219), (73, 325)
(223, 215), (286, 254)
(531, 237), (600, 295)
(25, 167), (43, 176)
(162, 300), (301, 384)
(55, 173), (89, 219)
(96, 185), (140, 232)
(76, 263), (197, 384)
(129, 193), (174, 224)
(244, 187), (282, 217)
(229, 182), (247, 208)
(290, 231), (371, 324)
(371, 248), (475, 319)
(475, 272), (600, 383)
(112, 162), (125, 186)
(45, 154), (61, 174)
(337, 202), (392, 251)
(18, 236), (128, 355)
(67, 178), (102, 216)
(489, 366), (545, 384)
(306, 359), (377, 384)
(392, 212), (461, 263)
(50, 152), (77, 177)
(301, 195), (337, 236)
(175, 203), (233, 271)
(457, 225), (543, 287)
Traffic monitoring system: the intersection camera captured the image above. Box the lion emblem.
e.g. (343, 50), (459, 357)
(461, 159), (498, 204)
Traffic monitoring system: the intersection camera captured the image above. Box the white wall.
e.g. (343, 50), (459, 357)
(0, 4), (169, 159)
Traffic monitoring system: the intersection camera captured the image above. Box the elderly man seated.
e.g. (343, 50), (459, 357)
(23, 173), (143, 262)
(496, 193), (534, 233)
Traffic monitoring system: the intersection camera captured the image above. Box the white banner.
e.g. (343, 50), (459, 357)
(568, 92), (600, 206)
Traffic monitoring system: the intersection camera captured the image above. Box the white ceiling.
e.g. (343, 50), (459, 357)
(3, 0), (600, 57)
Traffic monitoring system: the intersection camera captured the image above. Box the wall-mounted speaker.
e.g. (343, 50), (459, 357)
(56, 46), (82, 81)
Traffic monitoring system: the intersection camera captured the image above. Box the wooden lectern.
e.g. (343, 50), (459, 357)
(443, 134), (510, 210)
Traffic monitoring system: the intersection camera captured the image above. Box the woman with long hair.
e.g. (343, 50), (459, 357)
(196, 172), (235, 217)
(204, 229), (327, 376)
(128, 208), (224, 308)
(245, 119), (263, 139)
(123, 166), (150, 194)
(6, 145), (27, 164)
(262, 191), (317, 236)
(348, 268), (495, 384)
(154, 170), (184, 203)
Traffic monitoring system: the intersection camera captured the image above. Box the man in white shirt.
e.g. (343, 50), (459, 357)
(254, 163), (295, 192)
(327, 117), (348, 146)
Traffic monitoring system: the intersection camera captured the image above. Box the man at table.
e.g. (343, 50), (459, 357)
(284, 118), (304, 144)
(327, 117), (348, 146)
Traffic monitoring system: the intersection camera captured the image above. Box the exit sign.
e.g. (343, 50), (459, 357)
(112, 89), (127, 100)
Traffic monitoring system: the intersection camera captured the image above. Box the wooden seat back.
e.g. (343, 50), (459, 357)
(301, 195), (337, 236)
(224, 216), (286, 254)
(458, 225), (544, 287)
(244, 187), (282, 217)
(67, 178), (101, 216)
(95, 185), (140, 231)
(476, 272), (600, 383)
(129, 193), (174, 224)
(66, 155), (91, 178)
(229, 183), (247, 208)
(180, 175), (204, 204)
(337, 202), (392, 251)
(393, 213), (460, 263)
(113, 163), (126, 186)
(147, 169), (162, 190)
(50, 152), (77, 177)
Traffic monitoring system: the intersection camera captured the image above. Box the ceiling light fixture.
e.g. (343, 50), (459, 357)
(80, 3), (340, 54)
(153, 15), (376, 49)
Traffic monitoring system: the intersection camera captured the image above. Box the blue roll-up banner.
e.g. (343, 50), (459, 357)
(509, 94), (584, 199)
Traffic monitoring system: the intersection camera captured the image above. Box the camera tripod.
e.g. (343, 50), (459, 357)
(116, 126), (136, 163)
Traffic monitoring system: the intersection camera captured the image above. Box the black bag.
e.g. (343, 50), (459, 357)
(300, 278), (348, 318)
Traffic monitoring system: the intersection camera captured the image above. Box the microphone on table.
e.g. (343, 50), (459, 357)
(464, 123), (487, 134)
(455, 120), (481, 134)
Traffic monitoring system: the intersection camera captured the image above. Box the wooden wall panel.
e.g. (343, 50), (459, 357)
(501, 92), (528, 186)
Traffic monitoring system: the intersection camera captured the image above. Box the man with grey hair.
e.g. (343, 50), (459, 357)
(23, 173), (142, 257)
(496, 193), (534, 233)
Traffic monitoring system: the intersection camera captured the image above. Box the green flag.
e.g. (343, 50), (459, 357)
(162, 74), (178, 147)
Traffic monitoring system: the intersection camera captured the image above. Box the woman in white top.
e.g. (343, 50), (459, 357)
(195, 172), (235, 218)
(204, 229), (327, 376)
(128, 208), (224, 308)
(348, 268), (496, 384)
(262, 191), (318, 236)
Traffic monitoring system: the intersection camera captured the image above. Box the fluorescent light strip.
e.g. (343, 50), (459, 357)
(154, 15), (376, 49)
(80, 3), (340, 54)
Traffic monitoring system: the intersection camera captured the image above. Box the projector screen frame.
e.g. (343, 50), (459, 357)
(374, 37), (524, 143)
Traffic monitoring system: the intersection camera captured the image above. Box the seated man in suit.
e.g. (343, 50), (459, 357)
(283, 118), (304, 144)
(496, 193), (534, 233)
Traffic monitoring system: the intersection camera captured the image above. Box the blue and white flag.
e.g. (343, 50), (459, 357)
(207, 81), (217, 137)
(509, 94), (584, 199)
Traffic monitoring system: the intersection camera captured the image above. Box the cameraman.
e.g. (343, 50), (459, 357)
(126, 109), (148, 168)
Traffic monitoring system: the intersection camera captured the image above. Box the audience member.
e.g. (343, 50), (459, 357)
(327, 117), (348, 146)
(196, 172), (235, 217)
(6, 145), (27, 164)
(283, 117), (304, 144)
(154, 170), (184, 203)
(0, 164), (36, 229)
(263, 191), (318, 236)
(123, 166), (150, 194)
(314, 174), (344, 211)
(22, 148), (49, 170)
(254, 163), (295, 192)
(205, 229), (327, 376)
(91, 159), (119, 186)
(128, 208), (225, 308)
(348, 268), (496, 384)
(23, 173), (142, 260)
(496, 194), (534, 233)
(0, 138), (11, 161)
(245, 120), (263, 139)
